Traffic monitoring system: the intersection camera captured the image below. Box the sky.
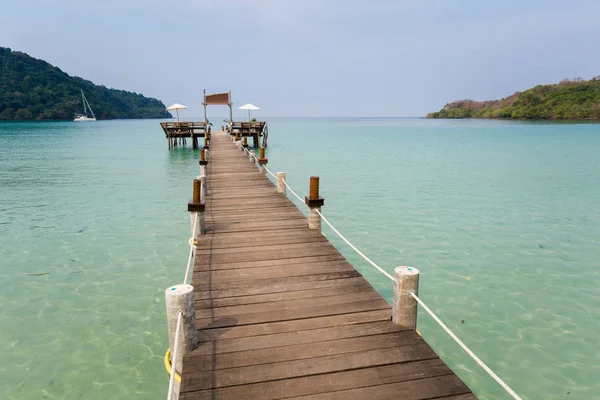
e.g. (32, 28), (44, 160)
(2, 0), (600, 117)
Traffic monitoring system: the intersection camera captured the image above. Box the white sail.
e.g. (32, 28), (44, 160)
(74, 89), (96, 122)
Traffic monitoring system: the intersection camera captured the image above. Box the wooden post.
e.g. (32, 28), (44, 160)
(277, 172), (286, 194)
(193, 179), (201, 203)
(189, 179), (206, 236)
(257, 147), (268, 174)
(243, 137), (248, 150)
(165, 284), (197, 399)
(392, 266), (420, 330)
(304, 176), (324, 232)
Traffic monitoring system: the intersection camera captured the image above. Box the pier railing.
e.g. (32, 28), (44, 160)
(163, 132), (522, 400)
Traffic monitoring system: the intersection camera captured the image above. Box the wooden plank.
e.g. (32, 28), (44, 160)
(193, 254), (346, 271)
(196, 299), (391, 329)
(204, 212), (305, 224)
(195, 241), (336, 256)
(286, 375), (472, 400)
(192, 320), (406, 355)
(194, 271), (370, 307)
(205, 219), (309, 234)
(184, 331), (421, 371)
(193, 276), (370, 299)
(193, 271), (363, 292)
(192, 260), (354, 283)
(195, 228), (322, 246)
(195, 292), (382, 319)
(182, 343), (438, 391)
(196, 309), (392, 341)
(180, 359), (453, 399)
(194, 244), (342, 265)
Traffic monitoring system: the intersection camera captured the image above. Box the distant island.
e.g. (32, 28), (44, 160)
(0, 47), (172, 120)
(427, 76), (600, 120)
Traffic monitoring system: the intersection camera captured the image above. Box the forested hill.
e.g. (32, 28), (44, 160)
(0, 47), (171, 120)
(427, 77), (600, 120)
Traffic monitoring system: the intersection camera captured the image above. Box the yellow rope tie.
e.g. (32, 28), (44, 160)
(164, 348), (182, 383)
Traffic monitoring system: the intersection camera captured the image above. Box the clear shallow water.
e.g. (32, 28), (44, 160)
(1, 118), (599, 399)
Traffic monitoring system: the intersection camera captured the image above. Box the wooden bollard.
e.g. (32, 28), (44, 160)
(165, 284), (197, 399)
(203, 137), (209, 159)
(243, 137), (248, 150)
(304, 176), (324, 232)
(193, 179), (201, 203)
(188, 180), (205, 237)
(277, 172), (286, 194)
(392, 266), (420, 330)
(257, 147), (268, 174)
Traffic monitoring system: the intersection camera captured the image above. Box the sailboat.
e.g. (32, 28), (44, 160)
(73, 89), (96, 122)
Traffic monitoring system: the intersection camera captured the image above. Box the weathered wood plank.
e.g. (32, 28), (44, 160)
(196, 309), (392, 341)
(180, 360), (453, 399)
(182, 343), (438, 391)
(286, 375), (472, 400)
(193, 271), (363, 292)
(195, 291), (382, 319)
(192, 260), (354, 284)
(195, 280), (376, 309)
(192, 320), (406, 355)
(196, 299), (391, 329)
(193, 253), (346, 271)
(195, 241), (336, 256)
(184, 331), (421, 371)
(193, 276), (369, 300)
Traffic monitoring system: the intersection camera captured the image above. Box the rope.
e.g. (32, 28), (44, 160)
(183, 212), (198, 284)
(167, 311), (183, 400)
(410, 292), (522, 400)
(315, 210), (394, 281)
(281, 178), (305, 203)
(263, 164), (277, 179)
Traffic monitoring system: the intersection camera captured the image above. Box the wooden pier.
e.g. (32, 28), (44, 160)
(160, 121), (209, 150)
(177, 132), (476, 399)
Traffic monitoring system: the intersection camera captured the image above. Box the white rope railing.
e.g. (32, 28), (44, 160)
(273, 173), (521, 400)
(182, 212), (198, 284)
(282, 179), (305, 203)
(263, 164), (277, 179)
(167, 311), (183, 400)
(411, 292), (522, 400)
(316, 209), (394, 281)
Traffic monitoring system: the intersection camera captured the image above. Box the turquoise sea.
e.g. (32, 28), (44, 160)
(1, 118), (599, 399)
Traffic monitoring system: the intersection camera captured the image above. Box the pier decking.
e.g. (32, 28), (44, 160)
(180, 132), (475, 399)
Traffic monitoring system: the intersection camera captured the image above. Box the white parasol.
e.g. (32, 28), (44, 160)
(238, 103), (260, 121)
(166, 103), (188, 122)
